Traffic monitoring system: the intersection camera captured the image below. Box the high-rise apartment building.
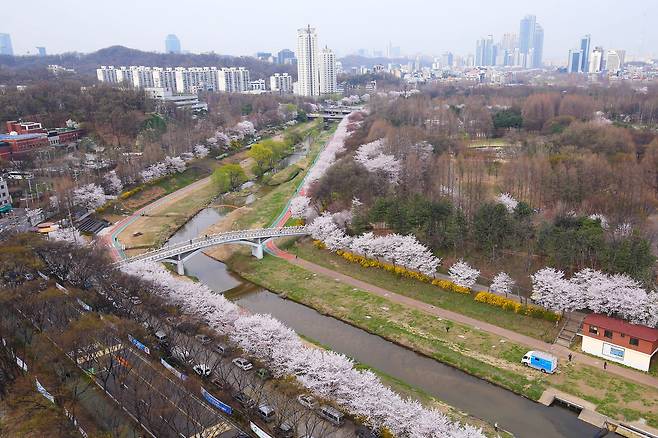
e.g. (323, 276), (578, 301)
(319, 47), (337, 95)
(165, 34), (181, 54)
(0, 33), (13, 56)
(580, 35), (591, 73)
(475, 35), (495, 66)
(440, 52), (454, 68)
(36, 47), (46, 57)
(218, 67), (250, 93)
(296, 25), (320, 97)
(270, 73), (293, 94)
(606, 50), (626, 74)
(518, 15), (543, 68)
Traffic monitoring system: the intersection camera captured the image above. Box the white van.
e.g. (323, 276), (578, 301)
(258, 404), (276, 423)
(154, 330), (167, 343)
(319, 405), (343, 426)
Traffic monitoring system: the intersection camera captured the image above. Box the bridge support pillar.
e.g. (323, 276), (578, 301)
(251, 243), (264, 259)
(175, 254), (185, 275)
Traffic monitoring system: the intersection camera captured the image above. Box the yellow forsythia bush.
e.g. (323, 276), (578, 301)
(119, 185), (146, 200)
(474, 291), (560, 322)
(431, 279), (471, 294)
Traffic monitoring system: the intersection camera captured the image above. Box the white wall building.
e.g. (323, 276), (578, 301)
(296, 25), (320, 97)
(97, 65), (250, 94)
(606, 50), (626, 74)
(589, 47), (605, 73)
(319, 47), (337, 95)
(218, 67), (250, 93)
(270, 73), (293, 94)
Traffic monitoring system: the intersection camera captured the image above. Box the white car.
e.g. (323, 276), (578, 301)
(232, 357), (253, 371)
(297, 394), (318, 410)
(193, 364), (212, 377)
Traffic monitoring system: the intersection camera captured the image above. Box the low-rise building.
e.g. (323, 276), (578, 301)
(1, 120), (83, 157)
(0, 177), (12, 213)
(144, 88), (208, 113)
(581, 313), (658, 372)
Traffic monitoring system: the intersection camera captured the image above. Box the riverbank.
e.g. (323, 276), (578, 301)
(228, 247), (658, 429)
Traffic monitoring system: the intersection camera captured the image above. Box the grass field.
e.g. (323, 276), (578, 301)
(290, 240), (558, 341)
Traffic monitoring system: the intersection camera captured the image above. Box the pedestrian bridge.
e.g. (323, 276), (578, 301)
(115, 226), (309, 274)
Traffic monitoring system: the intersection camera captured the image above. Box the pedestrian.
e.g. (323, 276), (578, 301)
(604, 361), (607, 370)
(568, 353), (572, 362)
(189, 239), (192, 245)
(445, 326), (450, 333)
(494, 422), (498, 432)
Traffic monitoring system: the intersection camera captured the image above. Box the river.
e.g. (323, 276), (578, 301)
(169, 208), (600, 438)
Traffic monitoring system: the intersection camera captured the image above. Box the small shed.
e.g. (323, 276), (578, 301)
(581, 313), (658, 372)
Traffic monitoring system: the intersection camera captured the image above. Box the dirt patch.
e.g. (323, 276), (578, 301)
(123, 186), (166, 210)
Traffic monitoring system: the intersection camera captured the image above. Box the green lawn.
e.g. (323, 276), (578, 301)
(290, 240), (558, 342)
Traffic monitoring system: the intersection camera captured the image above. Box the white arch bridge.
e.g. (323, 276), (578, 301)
(115, 226), (309, 274)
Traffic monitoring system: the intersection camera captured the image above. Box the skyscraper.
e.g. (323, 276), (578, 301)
(296, 25), (320, 97)
(518, 15), (543, 68)
(0, 33), (14, 56)
(277, 49), (296, 65)
(580, 35), (591, 73)
(606, 50), (625, 74)
(567, 49), (583, 73)
(319, 47), (337, 95)
(36, 46), (46, 57)
(165, 34), (181, 54)
(589, 47), (604, 73)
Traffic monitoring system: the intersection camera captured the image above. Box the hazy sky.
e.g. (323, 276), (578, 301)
(6, 0), (658, 62)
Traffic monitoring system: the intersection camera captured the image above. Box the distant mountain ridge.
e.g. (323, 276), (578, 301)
(0, 45), (296, 80)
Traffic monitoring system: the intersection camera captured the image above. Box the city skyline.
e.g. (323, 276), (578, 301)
(2, 0), (657, 61)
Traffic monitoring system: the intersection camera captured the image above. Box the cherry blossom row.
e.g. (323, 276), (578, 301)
(121, 260), (484, 438)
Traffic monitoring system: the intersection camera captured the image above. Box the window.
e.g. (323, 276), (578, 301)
(604, 329), (613, 339)
(589, 325), (598, 335)
(629, 337), (639, 346)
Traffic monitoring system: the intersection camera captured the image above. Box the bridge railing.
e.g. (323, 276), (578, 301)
(118, 226), (309, 265)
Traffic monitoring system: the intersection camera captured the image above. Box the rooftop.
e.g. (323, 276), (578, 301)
(0, 133), (46, 141)
(584, 313), (658, 342)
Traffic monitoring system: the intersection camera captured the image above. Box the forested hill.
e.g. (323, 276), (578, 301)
(0, 45), (296, 83)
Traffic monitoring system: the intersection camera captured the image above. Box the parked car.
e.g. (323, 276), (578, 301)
(233, 392), (256, 409)
(232, 357), (253, 371)
(258, 404), (276, 423)
(318, 405), (344, 426)
(193, 364), (211, 378)
(211, 377), (224, 389)
(215, 343), (230, 355)
(256, 368), (271, 380)
(195, 334), (212, 345)
(521, 350), (558, 374)
(276, 421), (294, 438)
(297, 394), (318, 410)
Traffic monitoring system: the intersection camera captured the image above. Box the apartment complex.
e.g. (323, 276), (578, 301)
(319, 47), (337, 94)
(97, 66), (251, 93)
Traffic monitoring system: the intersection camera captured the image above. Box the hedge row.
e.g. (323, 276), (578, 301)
(474, 291), (560, 322)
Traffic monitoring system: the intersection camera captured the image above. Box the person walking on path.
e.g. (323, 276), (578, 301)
(568, 353), (572, 362)
(604, 361), (608, 370)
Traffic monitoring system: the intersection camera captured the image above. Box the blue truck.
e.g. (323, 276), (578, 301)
(521, 350), (558, 373)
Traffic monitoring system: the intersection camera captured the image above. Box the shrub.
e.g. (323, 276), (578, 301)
(474, 291), (560, 321)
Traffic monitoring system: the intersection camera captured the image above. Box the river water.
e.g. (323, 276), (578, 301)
(168, 208), (600, 438)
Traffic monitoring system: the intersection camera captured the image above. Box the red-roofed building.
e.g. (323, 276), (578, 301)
(581, 313), (658, 371)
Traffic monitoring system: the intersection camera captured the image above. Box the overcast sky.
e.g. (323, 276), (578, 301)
(6, 0), (657, 62)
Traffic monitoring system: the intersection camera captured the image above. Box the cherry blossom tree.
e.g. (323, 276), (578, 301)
(588, 213), (609, 230)
(234, 121), (256, 138)
(490, 272), (515, 296)
(103, 170), (123, 195)
(497, 193), (518, 213)
(304, 116), (351, 187)
(72, 183), (109, 210)
(193, 144), (209, 159)
(354, 139), (401, 184)
(120, 259), (483, 438)
(289, 196), (313, 219)
(448, 260), (480, 289)
(164, 156), (186, 173)
(48, 227), (83, 245)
